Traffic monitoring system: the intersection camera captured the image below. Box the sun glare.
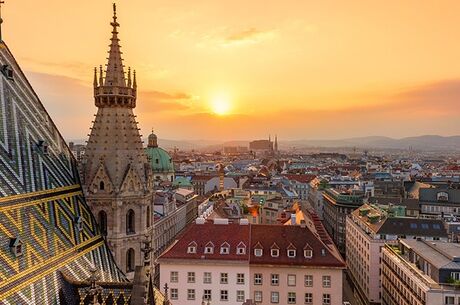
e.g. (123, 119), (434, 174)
(211, 94), (231, 115)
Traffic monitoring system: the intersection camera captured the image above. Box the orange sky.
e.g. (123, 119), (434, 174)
(5, 0), (460, 141)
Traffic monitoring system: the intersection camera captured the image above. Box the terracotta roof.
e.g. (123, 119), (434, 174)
(159, 221), (345, 268)
(159, 222), (250, 261)
(250, 224), (345, 268)
(283, 174), (317, 184)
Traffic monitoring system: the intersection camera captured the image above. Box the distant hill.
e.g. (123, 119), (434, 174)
(67, 135), (460, 152)
(283, 135), (460, 151)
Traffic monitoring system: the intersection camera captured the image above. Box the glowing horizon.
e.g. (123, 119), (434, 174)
(5, 1), (460, 141)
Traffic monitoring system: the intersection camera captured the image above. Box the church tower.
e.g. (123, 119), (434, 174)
(82, 4), (153, 276)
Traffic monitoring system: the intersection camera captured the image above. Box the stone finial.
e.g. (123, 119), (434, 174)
(93, 67), (98, 87)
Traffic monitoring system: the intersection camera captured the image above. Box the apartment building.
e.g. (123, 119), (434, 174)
(158, 218), (345, 305)
(346, 204), (448, 305)
(381, 240), (460, 305)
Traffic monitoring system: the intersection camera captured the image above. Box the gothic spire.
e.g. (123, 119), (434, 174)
(94, 4), (137, 108)
(104, 3), (126, 87)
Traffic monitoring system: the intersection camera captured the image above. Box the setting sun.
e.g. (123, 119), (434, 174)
(211, 94), (231, 115)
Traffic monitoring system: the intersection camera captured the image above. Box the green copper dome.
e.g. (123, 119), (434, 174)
(145, 131), (174, 173)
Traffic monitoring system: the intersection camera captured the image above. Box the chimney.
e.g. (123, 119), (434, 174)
(291, 213), (296, 225)
(214, 218), (229, 225)
(240, 218), (249, 225)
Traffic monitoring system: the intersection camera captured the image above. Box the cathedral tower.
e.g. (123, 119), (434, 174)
(82, 4), (153, 276)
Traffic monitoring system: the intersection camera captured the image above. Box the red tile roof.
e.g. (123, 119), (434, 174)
(159, 221), (345, 268)
(283, 174), (317, 184)
(250, 224), (345, 267)
(159, 222), (250, 261)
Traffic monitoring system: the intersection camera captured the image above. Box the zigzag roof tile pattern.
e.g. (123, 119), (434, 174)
(0, 42), (131, 305)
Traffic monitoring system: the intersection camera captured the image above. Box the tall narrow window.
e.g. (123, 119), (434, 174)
(126, 209), (135, 234)
(126, 248), (135, 272)
(98, 210), (107, 236)
(99, 181), (105, 191)
(146, 206), (151, 227)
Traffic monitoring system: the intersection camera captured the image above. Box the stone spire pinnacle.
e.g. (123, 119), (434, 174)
(104, 3), (125, 87)
(93, 4), (137, 108)
(0, 1), (5, 42)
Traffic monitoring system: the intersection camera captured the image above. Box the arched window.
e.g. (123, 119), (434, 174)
(126, 248), (135, 272)
(146, 206), (151, 228)
(126, 209), (135, 234)
(99, 181), (105, 191)
(98, 210), (107, 236)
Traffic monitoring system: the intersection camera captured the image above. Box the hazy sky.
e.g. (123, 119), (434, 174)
(6, 0), (460, 141)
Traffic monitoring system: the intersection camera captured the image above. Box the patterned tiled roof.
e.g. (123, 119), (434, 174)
(0, 42), (130, 304)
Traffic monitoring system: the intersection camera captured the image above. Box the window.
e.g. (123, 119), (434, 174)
(99, 181), (105, 190)
(237, 273), (245, 284)
(204, 243), (214, 254)
(304, 249), (313, 258)
(98, 210), (107, 235)
(322, 275), (331, 288)
(204, 272), (212, 284)
(288, 274), (296, 286)
(126, 209), (135, 234)
(187, 272), (195, 283)
(203, 289), (212, 301)
(288, 249), (296, 258)
(237, 244), (246, 255)
(271, 274), (279, 285)
(304, 275), (313, 287)
(146, 206), (150, 227)
(255, 249), (263, 256)
(254, 273), (263, 285)
(271, 249), (279, 257)
(187, 242), (197, 254)
(305, 293), (313, 304)
(220, 273), (228, 284)
(445, 296), (455, 305)
(271, 292), (279, 303)
(237, 290), (245, 302)
(187, 289), (195, 300)
(288, 292), (296, 304)
(220, 243), (230, 254)
(254, 291), (263, 302)
(322, 294), (331, 305)
(170, 288), (178, 300)
(1, 65), (14, 80)
(451, 272), (460, 281)
(170, 271), (178, 283)
(220, 290), (228, 301)
(126, 248), (135, 272)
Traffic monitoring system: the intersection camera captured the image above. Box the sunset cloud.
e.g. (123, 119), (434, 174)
(223, 28), (277, 46)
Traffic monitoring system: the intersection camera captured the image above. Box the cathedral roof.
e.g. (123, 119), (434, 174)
(0, 40), (129, 304)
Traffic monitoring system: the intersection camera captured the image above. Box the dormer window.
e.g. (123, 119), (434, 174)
(187, 242), (197, 254)
(321, 249), (326, 256)
(220, 242), (230, 254)
(9, 238), (23, 257)
(204, 242), (214, 254)
(75, 216), (83, 231)
(236, 242), (246, 255)
(304, 249), (313, 258)
(1, 65), (14, 80)
(287, 249), (296, 258)
(270, 243), (280, 257)
(254, 249), (263, 257)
